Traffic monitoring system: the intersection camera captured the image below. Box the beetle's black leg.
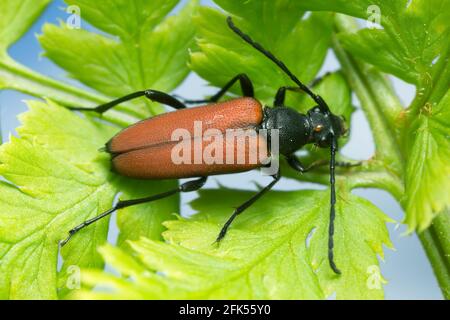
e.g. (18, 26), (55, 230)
(174, 73), (254, 105)
(273, 86), (298, 107)
(286, 155), (323, 172)
(69, 90), (187, 114)
(59, 177), (207, 247)
(286, 155), (361, 173)
(274, 85), (326, 108)
(215, 170), (281, 243)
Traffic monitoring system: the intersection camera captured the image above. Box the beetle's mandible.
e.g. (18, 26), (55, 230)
(61, 16), (357, 275)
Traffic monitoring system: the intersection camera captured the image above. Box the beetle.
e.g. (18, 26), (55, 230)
(61, 17), (355, 275)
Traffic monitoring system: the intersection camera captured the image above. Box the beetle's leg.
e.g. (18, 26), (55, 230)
(286, 156), (325, 172)
(275, 72), (331, 108)
(215, 170), (281, 243)
(174, 73), (254, 105)
(59, 177), (207, 247)
(274, 86), (311, 108)
(286, 155), (361, 173)
(69, 90), (187, 114)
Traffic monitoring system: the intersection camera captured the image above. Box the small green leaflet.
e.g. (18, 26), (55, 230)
(0, 0), (110, 114)
(40, 0), (197, 121)
(299, 0), (450, 86)
(404, 90), (450, 231)
(0, 0), (50, 53)
(77, 188), (393, 300)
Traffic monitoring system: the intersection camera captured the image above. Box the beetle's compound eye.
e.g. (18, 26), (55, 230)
(314, 124), (324, 132)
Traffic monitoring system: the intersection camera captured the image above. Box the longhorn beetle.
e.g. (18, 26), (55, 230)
(61, 17), (356, 275)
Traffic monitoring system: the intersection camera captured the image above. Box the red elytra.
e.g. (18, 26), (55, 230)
(108, 97), (270, 179)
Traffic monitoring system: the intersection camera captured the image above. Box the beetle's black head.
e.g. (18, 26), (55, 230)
(307, 106), (347, 148)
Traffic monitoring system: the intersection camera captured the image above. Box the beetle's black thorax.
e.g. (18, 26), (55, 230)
(260, 106), (311, 156)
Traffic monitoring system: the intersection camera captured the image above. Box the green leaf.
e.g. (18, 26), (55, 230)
(404, 89), (450, 231)
(40, 0), (197, 119)
(190, 3), (333, 105)
(0, 0), (117, 118)
(64, 0), (179, 40)
(0, 0), (196, 299)
(300, 0), (450, 86)
(0, 0), (50, 53)
(0, 100), (114, 299)
(0, 101), (176, 299)
(77, 188), (393, 300)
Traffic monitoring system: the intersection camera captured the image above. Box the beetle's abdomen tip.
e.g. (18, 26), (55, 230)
(101, 139), (113, 154)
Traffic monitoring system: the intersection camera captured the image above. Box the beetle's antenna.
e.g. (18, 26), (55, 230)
(329, 137), (341, 274)
(226, 16), (331, 114)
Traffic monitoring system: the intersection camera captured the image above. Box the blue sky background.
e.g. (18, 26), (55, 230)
(0, 0), (442, 299)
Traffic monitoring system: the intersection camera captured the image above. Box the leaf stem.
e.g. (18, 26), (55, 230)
(418, 210), (450, 299)
(282, 159), (404, 200)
